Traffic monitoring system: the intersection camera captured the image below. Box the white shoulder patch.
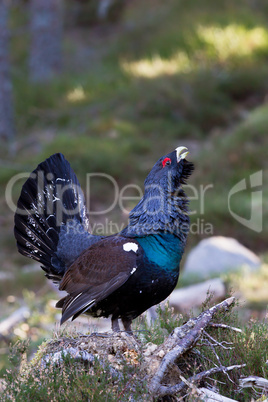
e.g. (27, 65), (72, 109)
(123, 242), (138, 253)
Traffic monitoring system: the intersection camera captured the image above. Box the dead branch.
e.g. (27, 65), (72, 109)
(196, 386), (239, 401)
(239, 376), (268, 391)
(149, 297), (238, 397)
(152, 364), (246, 398)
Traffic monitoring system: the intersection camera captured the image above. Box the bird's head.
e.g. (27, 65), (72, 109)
(144, 146), (194, 190)
(125, 146), (194, 239)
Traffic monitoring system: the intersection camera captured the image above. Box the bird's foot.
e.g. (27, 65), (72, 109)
(111, 317), (120, 332)
(111, 317), (134, 336)
(122, 318), (133, 336)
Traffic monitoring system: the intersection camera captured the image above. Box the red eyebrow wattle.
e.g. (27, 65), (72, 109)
(162, 157), (171, 167)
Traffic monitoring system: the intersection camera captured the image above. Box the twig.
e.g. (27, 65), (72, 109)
(199, 333), (235, 385)
(209, 323), (243, 333)
(203, 330), (233, 350)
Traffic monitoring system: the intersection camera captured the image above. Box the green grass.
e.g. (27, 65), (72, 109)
(9, 0), (268, 141)
(190, 104), (268, 250)
(3, 342), (146, 401)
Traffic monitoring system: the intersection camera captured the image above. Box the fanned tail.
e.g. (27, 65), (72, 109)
(14, 153), (100, 284)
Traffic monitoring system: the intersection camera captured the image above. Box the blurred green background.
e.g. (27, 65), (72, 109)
(0, 0), (268, 377)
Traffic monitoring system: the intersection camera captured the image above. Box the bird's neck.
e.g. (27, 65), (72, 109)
(122, 185), (190, 244)
(135, 233), (184, 271)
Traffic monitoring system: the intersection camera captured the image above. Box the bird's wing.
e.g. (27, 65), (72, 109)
(57, 236), (141, 323)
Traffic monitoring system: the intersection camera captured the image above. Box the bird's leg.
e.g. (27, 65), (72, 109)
(122, 318), (133, 335)
(111, 317), (120, 332)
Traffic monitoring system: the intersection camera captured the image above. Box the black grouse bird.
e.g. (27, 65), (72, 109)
(14, 147), (194, 332)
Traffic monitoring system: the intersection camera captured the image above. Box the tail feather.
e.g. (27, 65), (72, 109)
(14, 153), (100, 284)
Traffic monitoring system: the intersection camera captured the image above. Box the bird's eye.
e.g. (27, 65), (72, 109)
(162, 157), (171, 168)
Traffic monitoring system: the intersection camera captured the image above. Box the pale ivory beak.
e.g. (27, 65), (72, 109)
(176, 146), (189, 162)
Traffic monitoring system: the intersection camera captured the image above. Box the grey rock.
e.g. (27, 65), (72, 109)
(169, 278), (226, 312)
(183, 236), (261, 279)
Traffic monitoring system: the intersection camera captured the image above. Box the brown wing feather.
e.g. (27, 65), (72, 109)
(56, 236), (140, 323)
